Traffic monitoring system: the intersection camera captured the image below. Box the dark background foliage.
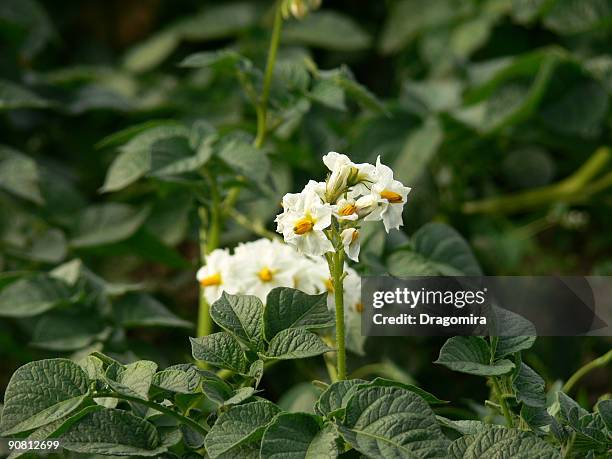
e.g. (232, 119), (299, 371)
(1, 0), (611, 417)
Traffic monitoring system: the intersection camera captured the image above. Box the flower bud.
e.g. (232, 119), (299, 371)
(355, 194), (379, 218)
(282, 0), (322, 20)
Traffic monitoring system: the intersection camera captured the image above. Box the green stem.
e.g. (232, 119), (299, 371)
(254, 1), (283, 148)
(95, 392), (208, 436)
(491, 376), (514, 428)
(463, 147), (611, 215)
(331, 250), (347, 380)
(562, 349), (612, 394)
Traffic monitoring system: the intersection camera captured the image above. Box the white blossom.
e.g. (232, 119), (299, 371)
(341, 227), (360, 262)
(233, 239), (298, 300)
(322, 152), (376, 201)
(196, 248), (239, 304)
(275, 183), (334, 257)
(366, 156), (411, 232)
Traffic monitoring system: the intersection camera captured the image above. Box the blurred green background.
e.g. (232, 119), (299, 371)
(1, 0), (611, 416)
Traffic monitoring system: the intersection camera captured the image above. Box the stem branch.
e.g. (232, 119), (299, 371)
(491, 377), (514, 428)
(562, 349), (612, 394)
(254, 1), (283, 148)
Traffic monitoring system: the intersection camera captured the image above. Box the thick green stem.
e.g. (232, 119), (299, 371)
(95, 392), (208, 436)
(562, 349), (612, 394)
(491, 376), (514, 428)
(331, 250), (347, 380)
(254, 1), (283, 148)
(196, 1), (283, 340)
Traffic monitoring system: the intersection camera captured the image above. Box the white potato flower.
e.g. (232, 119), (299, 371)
(341, 227), (360, 262)
(293, 256), (331, 296)
(196, 248), (240, 304)
(275, 182), (334, 257)
(366, 156), (411, 232)
(233, 239), (299, 301)
(334, 196), (359, 221)
(322, 152), (376, 201)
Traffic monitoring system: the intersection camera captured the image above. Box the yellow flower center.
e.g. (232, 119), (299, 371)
(258, 267), (274, 282)
(380, 190), (403, 203)
(200, 272), (222, 287)
(325, 278), (334, 292)
(339, 204), (356, 216)
(293, 216), (314, 235)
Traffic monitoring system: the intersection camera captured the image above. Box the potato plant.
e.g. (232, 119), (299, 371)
(1, 0), (612, 458)
(2, 295), (611, 457)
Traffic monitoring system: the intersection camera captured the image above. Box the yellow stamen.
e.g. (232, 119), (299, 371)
(339, 204), (356, 216)
(325, 278), (334, 292)
(200, 272), (222, 287)
(293, 216), (314, 235)
(380, 190), (403, 203)
(258, 267), (274, 282)
(355, 302), (363, 313)
(351, 229), (359, 243)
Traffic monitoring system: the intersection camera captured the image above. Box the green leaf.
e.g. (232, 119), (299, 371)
(179, 50), (244, 69)
(264, 287), (333, 340)
(0, 274), (74, 318)
(597, 399), (612, 432)
(106, 360), (158, 399)
(0, 146), (43, 203)
(448, 428), (561, 458)
(310, 80), (347, 111)
(31, 312), (109, 351)
(211, 292), (264, 349)
(96, 120), (183, 149)
(454, 53), (558, 134)
(393, 117), (443, 185)
(0, 79), (50, 110)
(6, 405), (103, 459)
(513, 363), (546, 408)
(338, 386), (450, 458)
(100, 125), (190, 192)
(362, 378), (448, 406)
(322, 67), (387, 114)
(70, 203), (149, 248)
(540, 79), (608, 138)
(113, 293), (192, 329)
(283, 11), (371, 51)
(436, 417), (488, 436)
(264, 328), (332, 360)
(152, 365), (201, 394)
(278, 383), (321, 414)
(543, 0), (612, 35)
(389, 223), (482, 276)
(260, 413), (339, 459)
(435, 337), (515, 376)
(0, 359), (89, 436)
(249, 360), (264, 388)
(494, 336), (536, 358)
(378, 0), (463, 54)
(218, 138), (270, 183)
(123, 31), (179, 73)
(190, 332), (248, 373)
(202, 379), (234, 406)
(61, 408), (164, 456)
(174, 2), (259, 41)
(314, 379), (367, 418)
(205, 400), (281, 458)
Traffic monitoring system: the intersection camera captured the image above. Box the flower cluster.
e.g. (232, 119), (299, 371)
(275, 152), (411, 259)
(196, 238), (362, 316)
